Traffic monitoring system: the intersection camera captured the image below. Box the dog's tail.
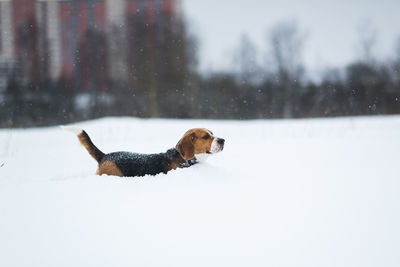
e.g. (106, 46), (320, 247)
(60, 125), (105, 163)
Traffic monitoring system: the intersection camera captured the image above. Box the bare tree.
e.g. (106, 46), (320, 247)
(392, 36), (400, 86)
(233, 33), (261, 85)
(267, 20), (306, 118)
(357, 20), (378, 65)
(395, 36), (400, 65)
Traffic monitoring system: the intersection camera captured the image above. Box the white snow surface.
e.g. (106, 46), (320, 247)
(0, 116), (399, 267)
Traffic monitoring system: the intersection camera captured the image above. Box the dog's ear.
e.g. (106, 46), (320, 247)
(176, 133), (196, 160)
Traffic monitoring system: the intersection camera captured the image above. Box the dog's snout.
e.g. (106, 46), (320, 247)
(217, 138), (225, 145)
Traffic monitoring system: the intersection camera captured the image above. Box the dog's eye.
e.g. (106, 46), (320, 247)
(202, 134), (210, 140)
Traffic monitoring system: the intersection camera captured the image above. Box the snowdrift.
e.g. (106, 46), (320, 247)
(0, 116), (399, 267)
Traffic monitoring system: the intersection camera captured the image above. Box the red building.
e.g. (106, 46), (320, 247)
(10, 0), (38, 84)
(0, 0), (181, 90)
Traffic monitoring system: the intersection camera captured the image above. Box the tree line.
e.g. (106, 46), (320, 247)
(1, 18), (399, 127)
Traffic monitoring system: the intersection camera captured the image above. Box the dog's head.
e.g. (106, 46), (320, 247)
(176, 128), (225, 160)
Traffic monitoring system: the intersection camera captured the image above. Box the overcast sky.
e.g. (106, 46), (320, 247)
(182, 0), (400, 76)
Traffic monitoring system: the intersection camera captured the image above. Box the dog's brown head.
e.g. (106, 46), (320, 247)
(176, 128), (225, 160)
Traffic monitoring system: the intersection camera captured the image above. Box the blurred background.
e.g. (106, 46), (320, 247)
(0, 0), (399, 127)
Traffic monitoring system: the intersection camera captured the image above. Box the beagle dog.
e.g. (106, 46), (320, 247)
(61, 126), (225, 177)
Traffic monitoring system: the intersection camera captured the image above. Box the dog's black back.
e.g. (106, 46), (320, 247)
(100, 148), (188, 177)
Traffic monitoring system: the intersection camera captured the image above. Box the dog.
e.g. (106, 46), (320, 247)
(61, 126), (225, 177)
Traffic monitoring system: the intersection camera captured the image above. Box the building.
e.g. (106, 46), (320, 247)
(0, 0), (181, 90)
(0, 0), (14, 88)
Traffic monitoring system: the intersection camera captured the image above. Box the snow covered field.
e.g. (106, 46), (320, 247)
(0, 116), (399, 267)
